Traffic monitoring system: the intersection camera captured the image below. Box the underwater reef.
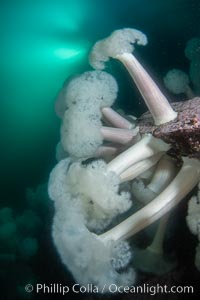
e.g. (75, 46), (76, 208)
(1, 1), (200, 299)
(49, 28), (200, 295)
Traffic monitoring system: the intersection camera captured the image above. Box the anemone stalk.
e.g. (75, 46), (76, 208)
(99, 157), (200, 243)
(116, 53), (178, 125)
(101, 107), (134, 129)
(107, 134), (170, 175)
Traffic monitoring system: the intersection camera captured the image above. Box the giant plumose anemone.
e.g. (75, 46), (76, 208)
(49, 28), (200, 292)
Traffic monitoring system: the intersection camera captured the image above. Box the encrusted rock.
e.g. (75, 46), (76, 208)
(137, 97), (200, 158)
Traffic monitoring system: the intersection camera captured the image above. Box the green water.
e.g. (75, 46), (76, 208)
(1, 0), (199, 186)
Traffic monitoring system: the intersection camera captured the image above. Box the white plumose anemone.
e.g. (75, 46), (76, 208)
(49, 28), (200, 292)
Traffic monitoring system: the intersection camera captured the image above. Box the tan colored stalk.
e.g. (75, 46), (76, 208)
(147, 155), (178, 194)
(107, 134), (170, 175)
(147, 214), (169, 255)
(116, 53), (177, 125)
(101, 107), (134, 129)
(120, 153), (163, 182)
(101, 126), (139, 145)
(99, 157), (200, 243)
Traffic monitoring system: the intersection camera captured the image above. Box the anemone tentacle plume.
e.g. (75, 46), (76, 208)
(50, 28), (200, 292)
(89, 28), (177, 125)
